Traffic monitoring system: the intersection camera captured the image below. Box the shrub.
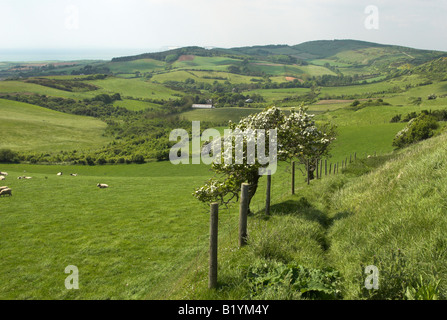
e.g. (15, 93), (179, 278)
(427, 94), (437, 100)
(131, 154), (145, 164)
(96, 157), (107, 165)
(390, 114), (401, 123)
(393, 114), (439, 149)
(244, 259), (341, 300)
(0, 149), (19, 163)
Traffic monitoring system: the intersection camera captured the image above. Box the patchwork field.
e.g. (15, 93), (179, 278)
(2, 39), (447, 300)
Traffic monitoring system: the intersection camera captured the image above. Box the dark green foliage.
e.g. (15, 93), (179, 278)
(0, 149), (19, 163)
(111, 46), (226, 62)
(409, 96), (422, 105)
(70, 65), (111, 76)
(412, 57), (447, 81)
(244, 260), (340, 300)
(131, 154), (145, 164)
(25, 78), (99, 92)
(348, 98), (390, 111)
(392, 114), (439, 148)
(397, 109), (447, 123)
(390, 114), (401, 123)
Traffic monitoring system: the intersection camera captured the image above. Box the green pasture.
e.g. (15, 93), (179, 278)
(107, 59), (166, 74)
(0, 80), (93, 99)
(87, 77), (183, 100)
(113, 99), (163, 111)
(180, 107), (264, 123)
(173, 56), (241, 71)
(0, 161), (222, 299)
(0, 99), (110, 152)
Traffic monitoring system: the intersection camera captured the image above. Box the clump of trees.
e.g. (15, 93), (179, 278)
(0, 149), (19, 163)
(24, 78), (99, 92)
(348, 98), (390, 111)
(391, 109), (447, 124)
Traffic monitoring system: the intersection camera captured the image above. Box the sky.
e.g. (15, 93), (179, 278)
(0, 0), (446, 59)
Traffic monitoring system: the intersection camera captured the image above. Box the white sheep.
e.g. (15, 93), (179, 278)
(0, 172), (8, 176)
(0, 188), (12, 197)
(0, 176), (5, 181)
(0, 186), (8, 191)
(97, 183), (109, 189)
(57, 172), (63, 176)
(70, 173), (78, 176)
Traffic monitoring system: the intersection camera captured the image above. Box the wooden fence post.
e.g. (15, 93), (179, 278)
(265, 172), (271, 216)
(316, 159), (319, 179)
(320, 160), (323, 179)
(291, 161), (295, 195)
(239, 183), (249, 247)
(209, 202), (218, 289)
(307, 159), (310, 185)
(325, 159), (327, 176)
(354, 152), (357, 161)
(329, 163), (332, 175)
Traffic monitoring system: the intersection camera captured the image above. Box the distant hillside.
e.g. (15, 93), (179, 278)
(412, 57), (447, 81)
(111, 46), (230, 63)
(112, 39), (446, 67)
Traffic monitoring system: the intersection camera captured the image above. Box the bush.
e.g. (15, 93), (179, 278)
(96, 157), (107, 165)
(0, 149), (19, 163)
(392, 114), (439, 149)
(244, 259), (341, 300)
(390, 114), (401, 123)
(131, 154), (145, 164)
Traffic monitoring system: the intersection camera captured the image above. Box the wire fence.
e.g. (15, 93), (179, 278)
(161, 151), (378, 297)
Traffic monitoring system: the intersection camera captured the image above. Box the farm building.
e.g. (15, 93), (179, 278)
(192, 104), (215, 109)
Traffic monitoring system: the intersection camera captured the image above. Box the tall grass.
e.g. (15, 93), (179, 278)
(328, 132), (447, 299)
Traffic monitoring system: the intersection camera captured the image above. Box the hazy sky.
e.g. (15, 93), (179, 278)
(1, 0), (446, 53)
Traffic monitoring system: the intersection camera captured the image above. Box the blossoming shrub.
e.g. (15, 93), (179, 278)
(193, 106), (336, 211)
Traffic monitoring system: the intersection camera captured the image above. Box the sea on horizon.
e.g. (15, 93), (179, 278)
(0, 48), (160, 62)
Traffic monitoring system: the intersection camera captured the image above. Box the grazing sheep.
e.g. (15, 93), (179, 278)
(0, 176), (5, 181)
(0, 186), (8, 191)
(0, 188), (12, 197)
(97, 183), (109, 189)
(24, 177), (32, 179)
(0, 172), (8, 176)
(70, 173), (78, 176)
(17, 176), (23, 180)
(57, 172), (63, 176)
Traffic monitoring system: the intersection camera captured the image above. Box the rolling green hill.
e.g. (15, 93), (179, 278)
(170, 128), (447, 300)
(2, 39), (447, 300)
(0, 98), (110, 152)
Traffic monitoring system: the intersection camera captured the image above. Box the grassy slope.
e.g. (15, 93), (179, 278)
(0, 162), (223, 299)
(0, 98), (110, 152)
(328, 130), (447, 299)
(171, 130), (447, 300)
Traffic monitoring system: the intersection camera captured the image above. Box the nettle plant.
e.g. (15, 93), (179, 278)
(193, 106), (336, 212)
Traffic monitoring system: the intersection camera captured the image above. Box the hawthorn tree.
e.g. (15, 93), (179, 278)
(193, 106), (336, 212)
